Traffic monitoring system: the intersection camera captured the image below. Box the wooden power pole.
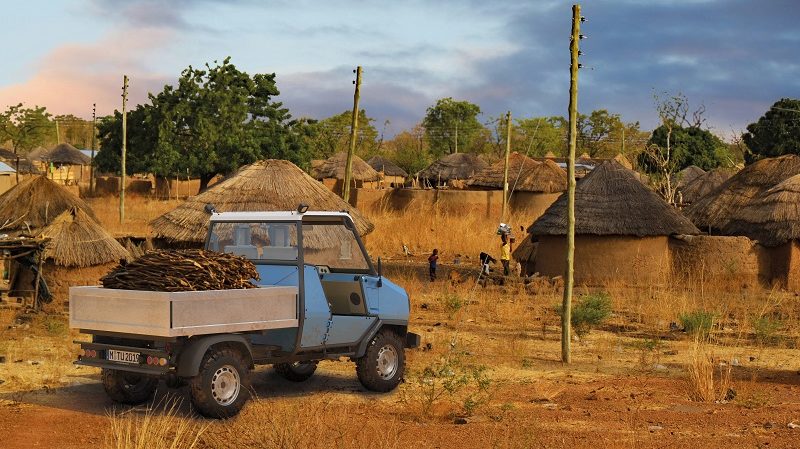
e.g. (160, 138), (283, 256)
(502, 111), (512, 219)
(120, 75), (128, 224)
(342, 66), (362, 203)
(562, 3), (582, 364)
(90, 103), (96, 196)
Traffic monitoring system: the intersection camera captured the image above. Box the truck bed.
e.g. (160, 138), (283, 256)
(69, 286), (298, 337)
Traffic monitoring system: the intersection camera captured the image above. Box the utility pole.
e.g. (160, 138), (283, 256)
(454, 122), (459, 154)
(120, 75), (128, 224)
(502, 111), (512, 219)
(90, 103), (96, 196)
(562, 3), (583, 364)
(342, 66), (362, 203)
(55, 119), (60, 145)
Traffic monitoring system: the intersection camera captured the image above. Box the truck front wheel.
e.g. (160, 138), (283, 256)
(355, 331), (405, 392)
(102, 369), (158, 405)
(274, 361), (318, 382)
(188, 347), (251, 418)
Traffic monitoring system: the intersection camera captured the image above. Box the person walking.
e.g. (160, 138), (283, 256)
(500, 234), (512, 276)
(428, 249), (439, 282)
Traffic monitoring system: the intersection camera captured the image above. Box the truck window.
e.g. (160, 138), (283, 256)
(209, 222), (298, 261)
(302, 223), (370, 272)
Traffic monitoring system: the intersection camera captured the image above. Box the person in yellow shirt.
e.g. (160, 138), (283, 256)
(500, 234), (512, 276)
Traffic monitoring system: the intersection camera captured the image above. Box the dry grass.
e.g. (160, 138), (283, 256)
(686, 337), (733, 403)
(86, 195), (181, 237)
(106, 398), (207, 449)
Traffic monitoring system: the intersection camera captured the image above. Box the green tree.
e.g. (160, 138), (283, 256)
(383, 124), (431, 175)
(0, 104), (52, 154)
(515, 116), (566, 157)
(422, 97), (484, 156)
(55, 114), (93, 149)
(645, 125), (728, 171)
(743, 98), (800, 163)
(307, 110), (378, 159)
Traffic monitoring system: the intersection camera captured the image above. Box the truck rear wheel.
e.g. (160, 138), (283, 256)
(355, 331), (405, 392)
(102, 369), (158, 405)
(189, 347), (251, 418)
(274, 361), (318, 382)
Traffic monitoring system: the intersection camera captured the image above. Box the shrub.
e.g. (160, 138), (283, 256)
(686, 338), (732, 403)
(679, 310), (715, 337)
(556, 292), (613, 336)
(752, 315), (782, 345)
(441, 293), (463, 318)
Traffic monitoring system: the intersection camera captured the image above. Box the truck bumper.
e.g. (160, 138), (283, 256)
(75, 341), (171, 375)
(405, 332), (421, 349)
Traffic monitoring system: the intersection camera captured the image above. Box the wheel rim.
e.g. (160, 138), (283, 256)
(376, 345), (399, 379)
(211, 365), (240, 406)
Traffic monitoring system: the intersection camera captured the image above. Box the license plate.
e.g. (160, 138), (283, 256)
(107, 349), (140, 364)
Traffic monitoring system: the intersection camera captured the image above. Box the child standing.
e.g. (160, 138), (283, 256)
(428, 249), (439, 282)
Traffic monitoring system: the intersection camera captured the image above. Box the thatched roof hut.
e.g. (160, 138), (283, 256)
(613, 153), (633, 170)
(44, 143), (91, 165)
(27, 147), (47, 162)
(678, 168), (733, 205)
(674, 165), (706, 189)
(468, 152), (539, 189)
(544, 151), (557, 158)
(530, 161), (699, 237)
(723, 174), (800, 247)
(514, 159), (568, 193)
(418, 153), (488, 183)
(0, 148), (39, 174)
(151, 159), (375, 244)
(685, 155), (800, 231)
(313, 152), (380, 181)
(0, 176), (98, 231)
(367, 155), (408, 178)
(38, 207), (129, 267)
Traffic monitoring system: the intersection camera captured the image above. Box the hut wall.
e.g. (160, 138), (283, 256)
(510, 192), (561, 223)
(0, 174), (15, 195)
(766, 241), (800, 291)
(44, 262), (117, 305)
(533, 235), (670, 286)
(669, 235), (762, 291)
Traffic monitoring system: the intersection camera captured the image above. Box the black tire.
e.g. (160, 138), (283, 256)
(188, 347), (251, 418)
(274, 361), (318, 382)
(355, 331), (405, 392)
(101, 368), (158, 405)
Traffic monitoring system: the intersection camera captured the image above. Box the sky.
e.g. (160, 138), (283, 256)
(0, 0), (798, 139)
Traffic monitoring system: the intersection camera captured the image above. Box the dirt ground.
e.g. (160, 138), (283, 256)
(2, 266), (800, 448)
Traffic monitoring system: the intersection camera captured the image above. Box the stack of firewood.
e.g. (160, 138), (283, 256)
(101, 249), (260, 291)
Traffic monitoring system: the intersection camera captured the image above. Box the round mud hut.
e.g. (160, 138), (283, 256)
(38, 206), (130, 301)
(685, 154), (800, 232)
(0, 175), (97, 232)
(527, 161), (700, 286)
(313, 152), (381, 194)
(674, 165), (706, 190)
(367, 155), (408, 188)
(677, 168), (733, 205)
(510, 159), (568, 220)
(417, 153), (488, 188)
(467, 152), (540, 190)
(151, 159), (375, 246)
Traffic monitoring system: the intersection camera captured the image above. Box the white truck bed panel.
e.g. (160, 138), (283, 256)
(69, 286), (298, 337)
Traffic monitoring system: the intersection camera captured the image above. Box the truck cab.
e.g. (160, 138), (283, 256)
(72, 208), (419, 418)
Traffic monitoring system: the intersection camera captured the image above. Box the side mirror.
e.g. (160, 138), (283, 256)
(377, 257), (383, 288)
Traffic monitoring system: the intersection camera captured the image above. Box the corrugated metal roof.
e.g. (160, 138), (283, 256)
(0, 161), (17, 173)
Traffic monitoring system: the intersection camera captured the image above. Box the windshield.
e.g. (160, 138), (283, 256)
(302, 221), (371, 273)
(207, 222), (298, 261)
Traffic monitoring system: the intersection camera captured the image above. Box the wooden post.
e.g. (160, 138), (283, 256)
(562, 3), (582, 364)
(342, 66), (362, 203)
(120, 75), (128, 224)
(90, 103), (96, 195)
(502, 110), (512, 219)
(454, 122), (459, 154)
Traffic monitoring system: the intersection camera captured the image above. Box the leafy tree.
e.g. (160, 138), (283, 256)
(743, 98), (800, 163)
(0, 104), (52, 154)
(422, 97), (484, 156)
(55, 114), (93, 149)
(306, 110), (378, 159)
(647, 125), (728, 170)
(515, 116), (566, 157)
(383, 124), (431, 175)
(96, 57), (306, 192)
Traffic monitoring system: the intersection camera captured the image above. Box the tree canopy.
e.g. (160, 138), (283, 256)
(422, 97), (484, 156)
(743, 98), (800, 163)
(306, 109), (379, 159)
(640, 125), (728, 172)
(0, 104), (53, 154)
(96, 57), (309, 191)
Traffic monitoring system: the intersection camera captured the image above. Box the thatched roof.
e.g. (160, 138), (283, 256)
(613, 153), (633, 170)
(27, 147), (47, 162)
(367, 155), (408, 178)
(43, 143), (91, 165)
(0, 176), (98, 231)
(468, 152), (539, 189)
(678, 168), (733, 204)
(674, 165), (706, 189)
(514, 159), (568, 193)
(685, 155), (800, 231)
(39, 207), (129, 267)
(0, 148), (40, 174)
(544, 151), (557, 158)
(418, 153), (489, 182)
(512, 234), (536, 264)
(151, 159), (375, 244)
(723, 174), (800, 247)
(529, 161), (699, 237)
(313, 152), (380, 181)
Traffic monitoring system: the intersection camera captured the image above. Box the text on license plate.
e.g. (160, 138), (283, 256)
(107, 350), (140, 364)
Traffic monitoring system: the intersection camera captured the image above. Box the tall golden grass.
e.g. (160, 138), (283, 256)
(105, 399), (207, 449)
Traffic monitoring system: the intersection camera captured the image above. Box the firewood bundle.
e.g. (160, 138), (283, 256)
(100, 250), (260, 291)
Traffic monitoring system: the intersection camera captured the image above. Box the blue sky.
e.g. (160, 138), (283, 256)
(1, 0), (798, 138)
